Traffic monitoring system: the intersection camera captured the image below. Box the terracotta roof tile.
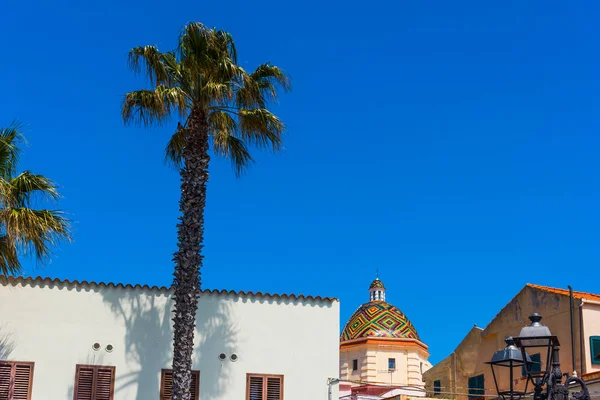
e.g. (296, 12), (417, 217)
(0, 275), (338, 303)
(526, 283), (600, 302)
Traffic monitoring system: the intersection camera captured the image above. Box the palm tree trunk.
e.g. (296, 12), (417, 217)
(172, 107), (209, 400)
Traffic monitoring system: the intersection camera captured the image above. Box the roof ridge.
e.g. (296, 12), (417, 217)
(0, 275), (338, 303)
(526, 283), (600, 301)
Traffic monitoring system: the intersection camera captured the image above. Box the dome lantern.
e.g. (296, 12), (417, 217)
(369, 278), (386, 302)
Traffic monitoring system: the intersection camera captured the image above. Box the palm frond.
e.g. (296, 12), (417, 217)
(0, 122), (24, 179)
(122, 86), (187, 126)
(3, 208), (70, 263)
(208, 110), (237, 133)
(178, 22), (217, 79)
(238, 109), (284, 151)
(0, 236), (20, 275)
(202, 81), (233, 105)
(161, 52), (183, 84)
(156, 85), (188, 117)
(213, 130), (253, 175)
(4, 171), (59, 208)
(128, 46), (171, 86)
(250, 63), (291, 97)
(235, 68), (264, 109)
(165, 122), (186, 167)
(215, 30), (237, 63)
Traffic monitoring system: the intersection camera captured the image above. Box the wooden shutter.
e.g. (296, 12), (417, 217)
(247, 376), (264, 400)
(94, 367), (114, 400)
(0, 363), (11, 400)
(246, 375), (283, 400)
(73, 365), (115, 400)
(266, 377), (282, 400)
(468, 374), (484, 400)
(0, 362), (34, 400)
(160, 369), (199, 400)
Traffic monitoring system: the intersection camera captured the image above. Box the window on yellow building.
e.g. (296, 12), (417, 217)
(522, 353), (542, 377)
(591, 336), (600, 365)
(434, 380), (441, 395)
(352, 359), (358, 371)
(468, 374), (484, 399)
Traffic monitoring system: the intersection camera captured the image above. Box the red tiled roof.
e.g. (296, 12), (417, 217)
(526, 284), (600, 302)
(0, 275), (338, 303)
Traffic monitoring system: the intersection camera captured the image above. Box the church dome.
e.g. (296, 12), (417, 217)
(341, 278), (420, 342)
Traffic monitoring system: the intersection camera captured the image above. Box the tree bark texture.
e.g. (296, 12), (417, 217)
(171, 107), (209, 400)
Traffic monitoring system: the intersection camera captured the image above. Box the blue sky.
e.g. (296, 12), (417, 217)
(2, 1), (600, 363)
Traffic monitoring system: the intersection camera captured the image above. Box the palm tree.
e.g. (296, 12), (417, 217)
(0, 122), (70, 275)
(122, 22), (290, 400)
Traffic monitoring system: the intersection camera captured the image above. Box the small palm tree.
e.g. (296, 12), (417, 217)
(122, 22), (290, 400)
(0, 122), (70, 275)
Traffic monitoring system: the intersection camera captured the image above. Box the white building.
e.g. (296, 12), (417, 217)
(0, 275), (340, 400)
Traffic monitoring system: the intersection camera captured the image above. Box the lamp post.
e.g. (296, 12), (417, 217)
(488, 313), (591, 400)
(486, 337), (532, 400)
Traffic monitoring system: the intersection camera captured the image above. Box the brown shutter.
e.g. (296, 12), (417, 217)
(0, 363), (11, 400)
(266, 377), (282, 400)
(247, 375), (283, 400)
(94, 367), (114, 400)
(0, 362), (34, 400)
(11, 364), (33, 400)
(247, 376), (264, 400)
(160, 370), (199, 400)
(160, 370), (173, 400)
(74, 366), (94, 400)
(73, 365), (115, 400)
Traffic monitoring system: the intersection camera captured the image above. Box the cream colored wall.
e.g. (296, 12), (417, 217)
(340, 342), (428, 387)
(424, 287), (598, 400)
(582, 301), (600, 374)
(0, 279), (339, 400)
(340, 347), (368, 382)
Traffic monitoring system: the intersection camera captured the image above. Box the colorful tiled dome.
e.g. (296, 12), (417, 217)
(341, 301), (420, 342)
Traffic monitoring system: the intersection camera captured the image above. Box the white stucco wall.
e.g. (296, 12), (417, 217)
(0, 277), (340, 400)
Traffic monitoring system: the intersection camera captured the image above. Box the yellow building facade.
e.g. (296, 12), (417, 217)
(423, 284), (600, 400)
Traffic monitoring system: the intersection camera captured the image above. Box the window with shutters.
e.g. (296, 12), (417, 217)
(246, 374), (283, 400)
(160, 369), (200, 400)
(522, 353), (542, 377)
(591, 336), (600, 365)
(468, 374), (484, 400)
(0, 361), (34, 400)
(73, 364), (115, 400)
(433, 380), (441, 395)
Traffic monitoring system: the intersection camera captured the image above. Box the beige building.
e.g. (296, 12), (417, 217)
(0, 275), (340, 400)
(339, 278), (432, 399)
(423, 284), (600, 400)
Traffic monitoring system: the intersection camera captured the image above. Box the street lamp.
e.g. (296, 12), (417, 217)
(488, 313), (591, 400)
(512, 313), (559, 380)
(486, 337), (532, 400)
